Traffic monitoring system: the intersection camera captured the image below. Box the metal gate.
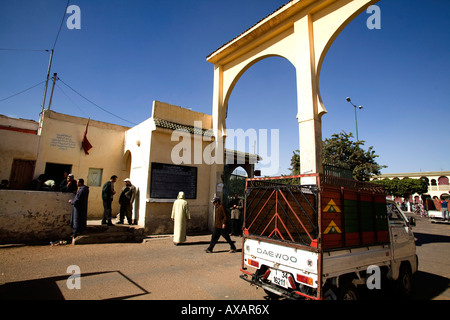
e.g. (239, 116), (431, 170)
(244, 179), (319, 246)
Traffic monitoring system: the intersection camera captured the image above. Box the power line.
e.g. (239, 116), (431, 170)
(54, 82), (90, 118)
(0, 80), (46, 103)
(0, 48), (48, 52)
(52, 0), (71, 50)
(57, 77), (137, 126)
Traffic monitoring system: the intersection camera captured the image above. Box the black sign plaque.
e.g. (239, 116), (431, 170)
(150, 162), (197, 199)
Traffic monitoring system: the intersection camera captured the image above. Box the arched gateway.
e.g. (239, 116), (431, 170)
(207, 0), (379, 187)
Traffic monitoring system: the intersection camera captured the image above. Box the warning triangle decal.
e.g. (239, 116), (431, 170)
(324, 220), (342, 234)
(323, 199), (341, 213)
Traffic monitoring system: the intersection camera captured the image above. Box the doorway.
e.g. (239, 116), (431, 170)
(9, 159), (36, 190)
(44, 163), (73, 190)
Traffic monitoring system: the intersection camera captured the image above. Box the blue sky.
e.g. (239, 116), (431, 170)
(1, 0), (449, 176)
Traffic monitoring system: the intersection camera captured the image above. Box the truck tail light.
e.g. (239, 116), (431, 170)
(247, 259), (259, 268)
(297, 274), (313, 286)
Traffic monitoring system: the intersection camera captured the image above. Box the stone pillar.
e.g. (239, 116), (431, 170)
(294, 15), (323, 184)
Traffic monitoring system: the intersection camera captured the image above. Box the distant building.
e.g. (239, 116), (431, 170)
(373, 171), (450, 209)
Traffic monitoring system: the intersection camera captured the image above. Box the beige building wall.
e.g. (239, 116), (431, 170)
(138, 101), (214, 234)
(0, 111), (131, 219)
(0, 115), (39, 182)
(0, 130), (40, 181)
(1, 102), (221, 236)
(35, 110), (130, 218)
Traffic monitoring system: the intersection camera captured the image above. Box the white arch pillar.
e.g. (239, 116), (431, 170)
(207, 0), (379, 190)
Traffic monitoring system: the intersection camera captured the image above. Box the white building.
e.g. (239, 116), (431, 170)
(373, 171), (450, 211)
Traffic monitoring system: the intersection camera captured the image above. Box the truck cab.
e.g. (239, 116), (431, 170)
(386, 200), (417, 291)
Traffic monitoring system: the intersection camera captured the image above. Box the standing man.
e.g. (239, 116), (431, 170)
(440, 198), (449, 221)
(101, 175), (117, 226)
(68, 179), (89, 237)
(229, 192), (243, 236)
(171, 191), (191, 245)
(205, 197), (237, 253)
(61, 174), (78, 194)
(118, 178), (136, 225)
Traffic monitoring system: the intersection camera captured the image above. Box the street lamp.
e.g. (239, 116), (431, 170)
(346, 97), (363, 141)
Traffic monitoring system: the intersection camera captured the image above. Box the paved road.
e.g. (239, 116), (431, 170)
(408, 214), (450, 300)
(0, 233), (266, 300)
(0, 215), (448, 300)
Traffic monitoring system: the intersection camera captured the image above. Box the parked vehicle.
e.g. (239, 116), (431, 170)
(240, 174), (418, 300)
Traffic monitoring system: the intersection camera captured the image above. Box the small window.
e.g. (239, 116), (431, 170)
(387, 203), (405, 225)
(87, 168), (103, 187)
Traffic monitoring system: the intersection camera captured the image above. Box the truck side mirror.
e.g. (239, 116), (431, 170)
(408, 216), (416, 227)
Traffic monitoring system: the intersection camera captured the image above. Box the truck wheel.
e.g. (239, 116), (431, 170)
(338, 282), (359, 300)
(397, 264), (413, 298)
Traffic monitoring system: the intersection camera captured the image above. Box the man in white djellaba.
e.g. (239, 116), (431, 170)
(171, 191), (191, 245)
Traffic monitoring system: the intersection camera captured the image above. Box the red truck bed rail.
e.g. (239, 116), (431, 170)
(245, 178), (318, 247)
(244, 174), (389, 250)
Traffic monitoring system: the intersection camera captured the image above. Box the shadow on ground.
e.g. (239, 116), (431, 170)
(0, 270), (149, 300)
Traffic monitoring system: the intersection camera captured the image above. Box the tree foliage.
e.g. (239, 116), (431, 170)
(289, 131), (386, 181)
(374, 178), (428, 199)
(323, 132), (386, 181)
(289, 150), (300, 175)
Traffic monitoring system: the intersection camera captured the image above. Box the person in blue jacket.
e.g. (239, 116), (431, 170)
(68, 179), (89, 237)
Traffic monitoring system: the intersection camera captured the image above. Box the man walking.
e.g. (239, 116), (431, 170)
(205, 197), (236, 253)
(68, 179), (89, 237)
(118, 178), (136, 225)
(101, 175), (117, 226)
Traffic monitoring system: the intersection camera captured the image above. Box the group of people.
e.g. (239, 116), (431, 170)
(29, 172), (79, 192)
(100, 175), (136, 226)
(171, 191), (243, 253)
(68, 174), (137, 237)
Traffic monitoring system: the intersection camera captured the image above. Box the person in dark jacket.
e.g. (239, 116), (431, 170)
(101, 175), (117, 226)
(118, 178), (136, 225)
(229, 192), (243, 236)
(205, 197), (236, 253)
(68, 179), (89, 237)
(61, 174), (78, 194)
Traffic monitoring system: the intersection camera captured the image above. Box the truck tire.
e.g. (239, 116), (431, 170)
(397, 264), (413, 298)
(338, 282), (359, 300)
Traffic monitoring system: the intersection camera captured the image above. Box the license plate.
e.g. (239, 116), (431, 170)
(269, 269), (290, 289)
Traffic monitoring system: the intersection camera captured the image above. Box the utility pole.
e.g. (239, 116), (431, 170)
(38, 49), (54, 135)
(47, 73), (57, 110)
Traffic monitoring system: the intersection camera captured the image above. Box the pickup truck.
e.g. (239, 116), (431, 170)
(425, 198), (448, 221)
(240, 174), (418, 300)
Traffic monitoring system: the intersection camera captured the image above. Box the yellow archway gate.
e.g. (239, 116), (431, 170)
(207, 0), (379, 190)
